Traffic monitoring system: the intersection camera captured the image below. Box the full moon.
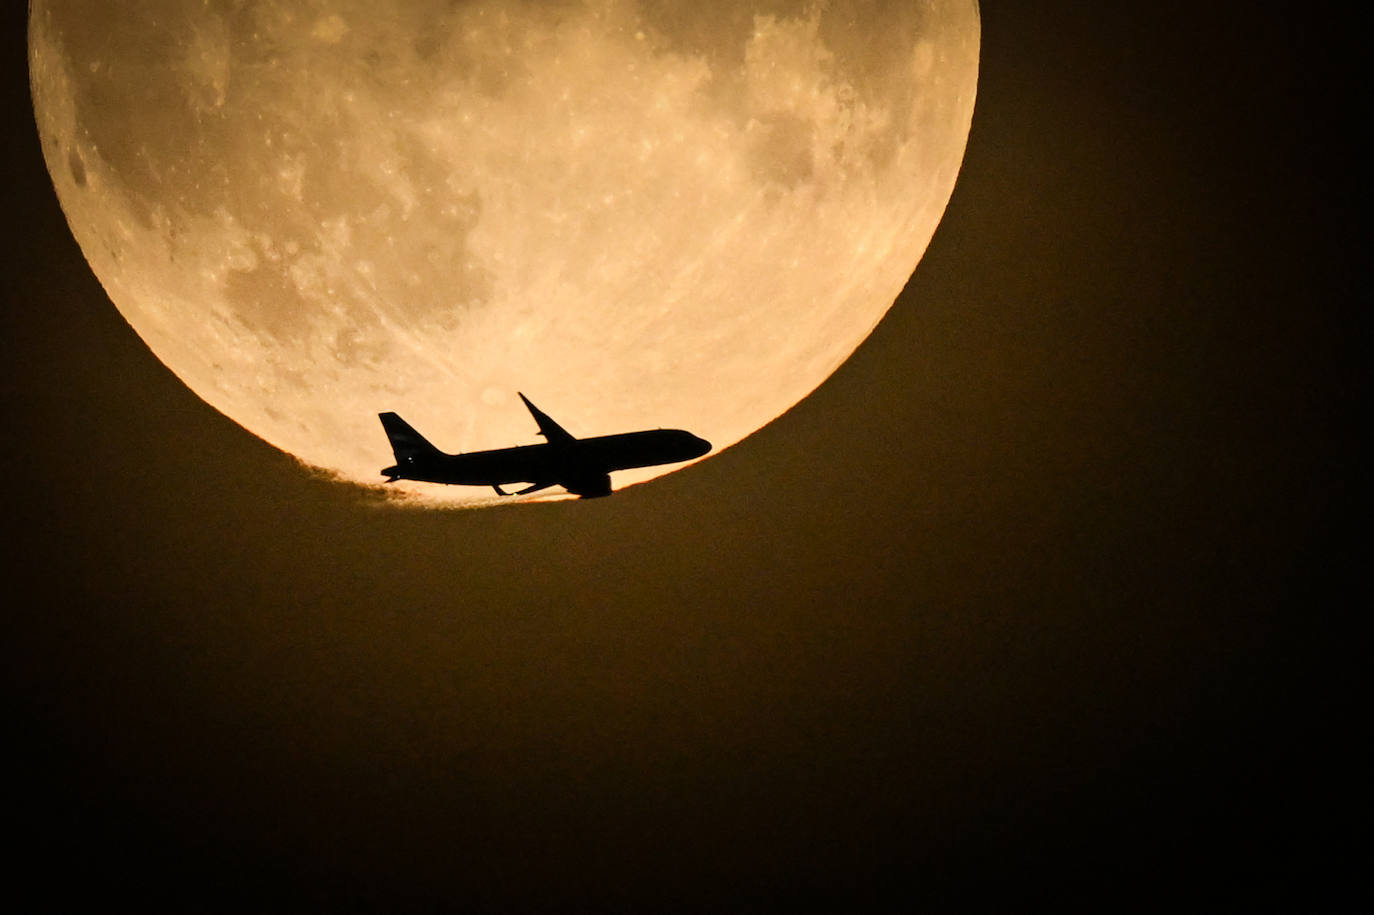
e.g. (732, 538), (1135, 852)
(30, 0), (979, 504)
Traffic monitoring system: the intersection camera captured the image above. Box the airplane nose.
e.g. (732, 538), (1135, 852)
(690, 434), (712, 456)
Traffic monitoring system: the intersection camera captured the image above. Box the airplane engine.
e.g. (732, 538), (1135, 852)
(563, 471), (613, 499)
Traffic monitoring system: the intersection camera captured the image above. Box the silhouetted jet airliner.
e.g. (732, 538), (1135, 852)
(379, 393), (711, 498)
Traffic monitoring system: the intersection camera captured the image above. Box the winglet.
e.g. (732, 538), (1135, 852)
(518, 393), (576, 445)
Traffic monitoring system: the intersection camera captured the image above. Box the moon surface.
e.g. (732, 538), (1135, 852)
(29, 0), (979, 504)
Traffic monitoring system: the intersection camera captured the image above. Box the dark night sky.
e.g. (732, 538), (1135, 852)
(2, 2), (1364, 911)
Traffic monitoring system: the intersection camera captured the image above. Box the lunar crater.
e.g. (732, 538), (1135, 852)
(66, 147), (86, 187)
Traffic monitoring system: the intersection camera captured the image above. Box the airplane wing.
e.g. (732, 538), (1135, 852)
(493, 480), (557, 497)
(518, 393), (577, 446)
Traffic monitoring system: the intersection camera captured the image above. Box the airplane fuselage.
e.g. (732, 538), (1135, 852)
(388, 430), (709, 492)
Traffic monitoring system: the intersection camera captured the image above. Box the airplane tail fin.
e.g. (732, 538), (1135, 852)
(379, 412), (444, 480)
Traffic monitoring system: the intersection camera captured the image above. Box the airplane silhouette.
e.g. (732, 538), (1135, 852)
(379, 393), (711, 498)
